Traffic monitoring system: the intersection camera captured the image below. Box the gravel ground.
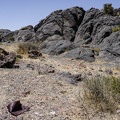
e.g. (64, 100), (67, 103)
(0, 54), (120, 120)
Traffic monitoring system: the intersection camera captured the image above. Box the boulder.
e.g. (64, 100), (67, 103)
(0, 48), (16, 68)
(40, 40), (74, 55)
(64, 48), (95, 62)
(14, 25), (35, 42)
(79, 48), (95, 62)
(0, 25), (35, 42)
(64, 48), (81, 59)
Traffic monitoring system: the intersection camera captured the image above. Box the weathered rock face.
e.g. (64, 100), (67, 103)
(0, 29), (11, 42)
(0, 6), (120, 62)
(113, 8), (120, 16)
(99, 31), (120, 61)
(75, 8), (120, 61)
(0, 48), (16, 68)
(34, 7), (85, 41)
(34, 7), (85, 55)
(34, 7), (120, 61)
(0, 25), (35, 42)
(14, 25), (36, 42)
(64, 47), (95, 62)
(75, 8), (120, 44)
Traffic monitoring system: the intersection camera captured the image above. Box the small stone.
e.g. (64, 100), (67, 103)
(117, 109), (120, 114)
(99, 69), (103, 72)
(34, 112), (40, 116)
(105, 69), (113, 75)
(49, 111), (56, 115)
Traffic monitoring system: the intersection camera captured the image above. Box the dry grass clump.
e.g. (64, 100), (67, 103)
(80, 76), (120, 114)
(93, 47), (100, 53)
(17, 42), (39, 58)
(112, 26), (120, 32)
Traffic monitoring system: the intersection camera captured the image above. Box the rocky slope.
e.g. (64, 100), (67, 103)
(0, 6), (120, 62)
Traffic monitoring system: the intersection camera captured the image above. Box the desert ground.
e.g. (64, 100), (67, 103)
(0, 43), (120, 120)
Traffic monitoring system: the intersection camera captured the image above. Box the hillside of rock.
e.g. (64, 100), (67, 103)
(0, 6), (120, 62)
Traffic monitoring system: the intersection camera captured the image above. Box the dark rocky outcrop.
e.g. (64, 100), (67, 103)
(34, 7), (120, 61)
(113, 8), (120, 16)
(0, 6), (120, 62)
(34, 7), (85, 55)
(75, 8), (120, 45)
(99, 31), (120, 61)
(74, 8), (120, 61)
(14, 25), (35, 42)
(0, 29), (11, 42)
(64, 48), (95, 62)
(0, 48), (16, 68)
(0, 25), (35, 42)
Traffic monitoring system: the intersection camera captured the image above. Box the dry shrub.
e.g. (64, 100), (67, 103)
(112, 26), (120, 32)
(80, 76), (120, 113)
(17, 42), (39, 58)
(93, 47), (100, 53)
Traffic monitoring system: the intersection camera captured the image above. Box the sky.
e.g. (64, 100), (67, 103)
(0, 0), (120, 31)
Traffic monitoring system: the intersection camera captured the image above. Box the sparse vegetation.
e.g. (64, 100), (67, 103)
(16, 54), (23, 62)
(17, 42), (29, 55)
(112, 25), (120, 32)
(103, 3), (113, 15)
(80, 76), (120, 113)
(93, 47), (100, 53)
(16, 57), (21, 62)
(0, 49), (3, 53)
(7, 33), (14, 41)
(17, 42), (39, 57)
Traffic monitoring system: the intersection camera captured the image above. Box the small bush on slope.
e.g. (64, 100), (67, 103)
(17, 42), (39, 58)
(112, 25), (120, 32)
(80, 76), (120, 113)
(103, 3), (114, 15)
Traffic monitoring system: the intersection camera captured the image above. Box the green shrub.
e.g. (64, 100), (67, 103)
(81, 76), (120, 113)
(103, 4), (113, 15)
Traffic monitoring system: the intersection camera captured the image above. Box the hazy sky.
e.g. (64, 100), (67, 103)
(0, 0), (120, 31)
